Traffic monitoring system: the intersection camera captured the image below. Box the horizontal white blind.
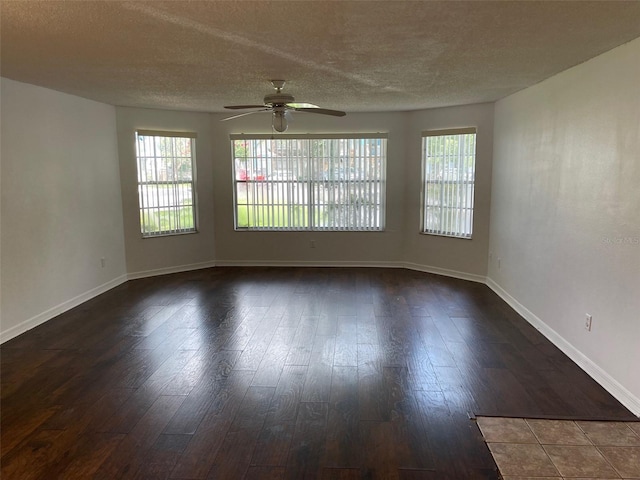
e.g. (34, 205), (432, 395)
(232, 136), (386, 231)
(136, 131), (197, 237)
(422, 129), (476, 238)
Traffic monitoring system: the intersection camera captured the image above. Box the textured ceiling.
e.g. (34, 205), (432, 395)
(2, 1), (640, 113)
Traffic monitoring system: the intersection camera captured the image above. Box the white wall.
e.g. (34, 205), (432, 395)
(489, 38), (640, 414)
(116, 105), (494, 273)
(404, 104), (494, 280)
(116, 106), (494, 272)
(1, 78), (127, 341)
(116, 108), (215, 277)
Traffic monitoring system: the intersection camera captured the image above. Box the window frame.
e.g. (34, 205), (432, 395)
(135, 129), (198, 238)
(231, 133), (387, 232)
(421, 127), (477, 239)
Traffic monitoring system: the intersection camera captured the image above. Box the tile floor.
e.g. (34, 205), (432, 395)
(476, 416), (640, 479)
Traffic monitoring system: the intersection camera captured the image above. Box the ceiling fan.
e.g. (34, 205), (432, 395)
(222, 80), (346, 132)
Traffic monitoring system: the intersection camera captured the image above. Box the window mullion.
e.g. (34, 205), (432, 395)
(290, 145), (295, 228)
(138, 135), (147, 234)
(171, 137), (178, 233)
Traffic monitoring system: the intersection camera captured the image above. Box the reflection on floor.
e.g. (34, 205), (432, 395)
(476, 416), (640, 479)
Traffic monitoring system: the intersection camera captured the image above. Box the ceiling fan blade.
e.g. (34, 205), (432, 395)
(224, 105), (266, 110)
(295, 107), (346, 117)
(286, 102), (319, 109)
(221, 109), (270, 121)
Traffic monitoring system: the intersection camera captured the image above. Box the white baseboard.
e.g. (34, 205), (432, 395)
(214, 259), (401, 269)
(214, 260), (488, 287)
(126, 260), (217, 280)
(0, 274), (128, 344)
(401, 261), (487, 284)
(486, 277), (640, 417)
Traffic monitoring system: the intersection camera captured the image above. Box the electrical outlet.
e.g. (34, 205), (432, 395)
(101, 257), (106, 268)
(497, 258), (501, 270)
(585, 314), (592, 331)
(310, 240), (316, 249)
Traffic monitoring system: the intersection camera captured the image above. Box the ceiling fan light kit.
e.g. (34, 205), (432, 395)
(272, 109), (288, 133)
(223, 80), (346, 132)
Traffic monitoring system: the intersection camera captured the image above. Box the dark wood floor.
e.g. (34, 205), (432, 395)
(1, 267), (635, 479)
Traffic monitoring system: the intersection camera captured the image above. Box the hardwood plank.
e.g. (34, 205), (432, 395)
(321, 467), (361, 479)
(315, 314), (339, 337)
(98, 349), (198, 433)
(251, 327), (297, 387)
(220, 309), (265, 351)
(242, 366), (304, 468)
(356, 320), (378, 344)
(413, 316), (457, 368)
(0, 405), (60, 457)
(333, 316), (358, 367)
(359, 421), (399, 479)
(93, 395), (185, 479)
(300, 335), (335, 403)
(323, 366), (359, 467)
(163, 367), (251, 436)
(208, 386), (275, 478)
(285, 316), (319, 366)
(406, 339), (440, 392)
(482, 367), (544, 417)
(431, 366), (480, 416)
(251, 422), (296, 467)
(357, 343), (384, 422)
(58, 433), (126, 479)
(376, 315), (412, 367)
(1, 349), (81, 410)
(233, 317), (279, 371)
(491, 342), (574, 415)
(285, 402), (329, 478)
(167, 369), (254, 478)
(265, 365), (307, 426)
(0, 429), (66, 480)
(413, 390), (497, 479)
(245, 465), (287, 479)
(390, 394), (437, 471)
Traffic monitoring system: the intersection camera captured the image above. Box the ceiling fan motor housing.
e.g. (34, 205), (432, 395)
(264, 92), (295, 106)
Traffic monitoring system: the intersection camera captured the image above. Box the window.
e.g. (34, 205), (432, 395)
(135, 130), (197, 237)
(422, 128), (476, 238)
(232, 135), (386, 231)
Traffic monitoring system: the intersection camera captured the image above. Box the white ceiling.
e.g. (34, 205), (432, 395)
(2, 1), (640, 113)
